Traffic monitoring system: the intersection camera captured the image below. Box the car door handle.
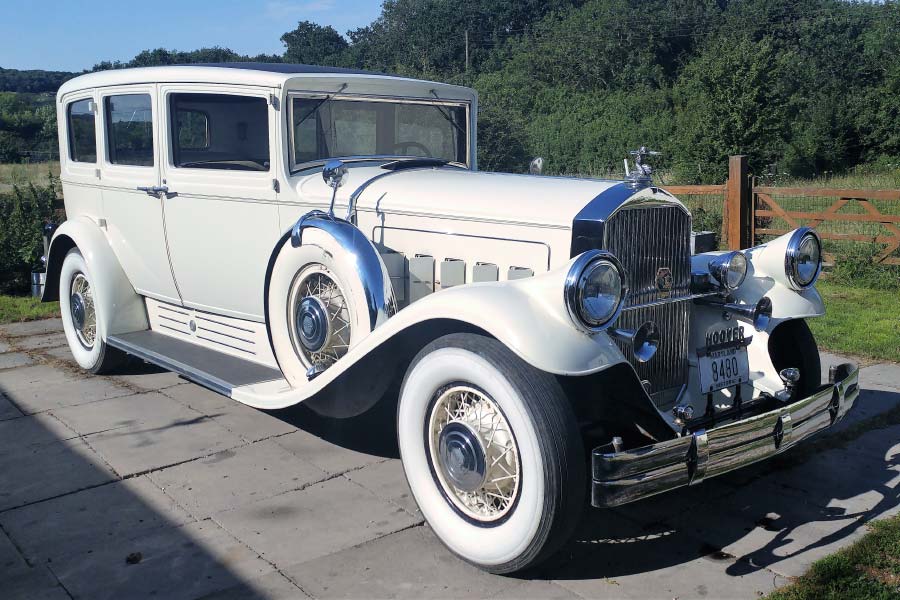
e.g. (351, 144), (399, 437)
(136, 185), (169, 197)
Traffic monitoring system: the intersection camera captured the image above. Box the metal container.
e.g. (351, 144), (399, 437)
(31, 271), (46, 298)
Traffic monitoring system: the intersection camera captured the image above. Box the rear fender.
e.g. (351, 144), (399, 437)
(43, 217), (147, 338)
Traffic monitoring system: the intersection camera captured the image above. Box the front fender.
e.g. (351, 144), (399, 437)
(43, 217), (147, 338)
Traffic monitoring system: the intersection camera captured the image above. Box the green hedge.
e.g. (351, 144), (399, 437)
(0, 176), (60, 294)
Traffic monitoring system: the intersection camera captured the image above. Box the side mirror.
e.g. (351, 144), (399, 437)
(322, 159), (348, 189)
(529, 157), (544, 175)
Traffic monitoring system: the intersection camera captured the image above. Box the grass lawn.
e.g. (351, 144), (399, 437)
(767, 514), (900, 599)
(809, 281), (900, 363)
(0, 161), (60, 187)
(0, 295), (60, 324)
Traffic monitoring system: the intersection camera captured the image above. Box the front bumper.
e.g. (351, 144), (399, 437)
(591, 362), (860, 508)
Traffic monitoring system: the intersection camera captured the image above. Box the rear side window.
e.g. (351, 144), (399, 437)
(170, 93), (270, 171)
(67, 99), (96, 163)
(105, 94), (154, 166)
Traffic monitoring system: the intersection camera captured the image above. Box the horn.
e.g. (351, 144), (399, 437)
(609, 321), (659, 363)
(696, 296), (772, 332)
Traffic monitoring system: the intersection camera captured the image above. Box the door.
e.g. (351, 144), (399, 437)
(159, 85), (280, 321)
(99, 86), (181, 303)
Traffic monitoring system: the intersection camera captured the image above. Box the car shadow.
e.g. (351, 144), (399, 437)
(536, 388), (900, 581)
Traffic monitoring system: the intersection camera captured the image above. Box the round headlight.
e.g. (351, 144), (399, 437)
(565, 251), (627, 331)
(785, 227), (822, 289)
(708, 251), (748, 291)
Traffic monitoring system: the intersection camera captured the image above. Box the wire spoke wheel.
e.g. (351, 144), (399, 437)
(427, 384), (521, 522)
(288, 264), (352, 370)
(70, 273), (96, 349)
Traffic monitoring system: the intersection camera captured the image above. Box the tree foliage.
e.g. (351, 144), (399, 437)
(3, 0), (900, 182)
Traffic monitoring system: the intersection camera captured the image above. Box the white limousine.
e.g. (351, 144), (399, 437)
(44, 63), (859, 573)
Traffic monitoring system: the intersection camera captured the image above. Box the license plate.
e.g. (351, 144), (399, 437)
(699, 345), (750, 393)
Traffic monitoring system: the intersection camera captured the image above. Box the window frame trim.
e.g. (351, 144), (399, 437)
(103, 92), (157, 169)
(66, 96), (99, 165)
(286, 92), (471, 175)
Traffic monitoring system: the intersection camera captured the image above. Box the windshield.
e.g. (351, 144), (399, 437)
(290, 96), (468, 170)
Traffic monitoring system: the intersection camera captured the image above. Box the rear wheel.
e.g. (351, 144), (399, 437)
(398, 333), (584, 574)
(59, 249), (125, 374)
(768, 319), (821, 398)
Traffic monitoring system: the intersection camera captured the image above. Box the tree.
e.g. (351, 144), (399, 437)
(280, 21), (348, 65)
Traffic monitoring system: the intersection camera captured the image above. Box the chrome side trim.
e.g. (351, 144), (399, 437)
(291, 211), (397, 330)
(591, 362), (860, 507)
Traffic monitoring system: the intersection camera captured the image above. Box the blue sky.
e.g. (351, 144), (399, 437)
(0, 0), (384, 72)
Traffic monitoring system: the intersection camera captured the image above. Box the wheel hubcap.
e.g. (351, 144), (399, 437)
(438, 422), (487, 492)
(288, 266), (351, 370)
(428, 385), (520, 522)
(69, 273), (96, 349)
(297, 297), (329, 352)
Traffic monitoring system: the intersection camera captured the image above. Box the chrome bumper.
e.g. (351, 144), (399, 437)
(591, 363), (860, 508)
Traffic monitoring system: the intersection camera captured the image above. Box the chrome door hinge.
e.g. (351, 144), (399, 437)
(272, 179), (280, 193)
(268, 94), (279, 110)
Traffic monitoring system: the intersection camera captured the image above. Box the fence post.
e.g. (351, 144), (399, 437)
(726, 155), (751, 250)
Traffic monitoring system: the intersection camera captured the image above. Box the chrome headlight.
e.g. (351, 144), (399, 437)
(708, 251), (748, 291)
(565, 251), (627, 332)
(785, 227), (822, 289)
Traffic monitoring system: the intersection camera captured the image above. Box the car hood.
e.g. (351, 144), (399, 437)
(294, 166), (629, 230)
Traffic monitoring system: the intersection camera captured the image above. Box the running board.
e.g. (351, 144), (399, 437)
(107, 331), (283, 397)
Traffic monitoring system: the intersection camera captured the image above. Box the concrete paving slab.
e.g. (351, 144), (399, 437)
(200, 571), (308, 600)
(51, 390), (208, 436)
(6, 376), (136, 414)
(0, 412), (78, 456)
(0, 392), (24, 421)
(116, 364), (187, 392)
(205, 402), (299, 444)
(284, 526), (516, 599)
(833, 386), (900, 431)
(1, 525), (27, 573)
(5, 564), (71, 600)
(40, 345), (76, 364)
(861, 362), (900, 391)
(83, 412), (245, 477)
(491, 580), (582, 599)
(13, 333), (69, 351)
(51, 519), (274, 600)
(163, 381), (234, 412)
(0, 364), (76, 392)
(149, 439), (327, 519)
(0, 437), (116, 511)
(0, 318), (63, 338)
(345, 458), (420, 517)
(214, 476), (419, 567)
(274, 429), (384, 476)
(610, 478), (738, 525)
(0, 352), (33, 370)
(1, 476), (193, 563)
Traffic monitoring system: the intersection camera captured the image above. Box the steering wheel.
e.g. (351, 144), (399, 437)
(389, 141), (432, 157)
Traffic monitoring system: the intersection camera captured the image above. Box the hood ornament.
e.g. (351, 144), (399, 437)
(625, 146), (661, 189)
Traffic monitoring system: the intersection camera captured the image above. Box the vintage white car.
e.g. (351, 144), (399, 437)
(46, 63), (859, 573)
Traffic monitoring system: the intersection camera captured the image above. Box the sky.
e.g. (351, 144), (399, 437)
(0, 0), (384, 72)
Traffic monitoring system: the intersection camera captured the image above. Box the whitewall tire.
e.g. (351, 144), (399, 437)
(268, 229), (372, 387)
(398, 333), (585, 573)
(59, 248), (125, 374)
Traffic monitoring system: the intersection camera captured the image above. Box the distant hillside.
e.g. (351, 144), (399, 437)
(0, 67), (77, 94)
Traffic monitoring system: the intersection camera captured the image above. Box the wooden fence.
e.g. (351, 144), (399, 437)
(670, 155), (900, 266)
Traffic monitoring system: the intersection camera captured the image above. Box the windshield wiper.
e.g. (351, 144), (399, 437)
(294, 83), (348, 128)
(381, 158), (449, 171)
(428, 90), (468, 139)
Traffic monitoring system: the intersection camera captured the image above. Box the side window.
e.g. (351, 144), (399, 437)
(105, 94), (154, 166)
(67, 99), (97, 163)
(170, 93), (270, 171)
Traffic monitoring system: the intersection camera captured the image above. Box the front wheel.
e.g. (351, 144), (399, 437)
(59, 248), (125, 374)
(398, 333), (584, 574)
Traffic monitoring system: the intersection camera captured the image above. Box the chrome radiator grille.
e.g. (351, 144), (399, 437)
(604, 204), (692, 394)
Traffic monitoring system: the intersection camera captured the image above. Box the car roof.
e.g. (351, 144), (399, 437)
(57, 63), (476, 103)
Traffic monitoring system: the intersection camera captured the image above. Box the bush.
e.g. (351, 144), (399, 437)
(0, 174), (61, 294)
(829, 241), (900, 291)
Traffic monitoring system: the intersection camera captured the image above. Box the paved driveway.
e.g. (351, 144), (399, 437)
(1, 319), (899, 600)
